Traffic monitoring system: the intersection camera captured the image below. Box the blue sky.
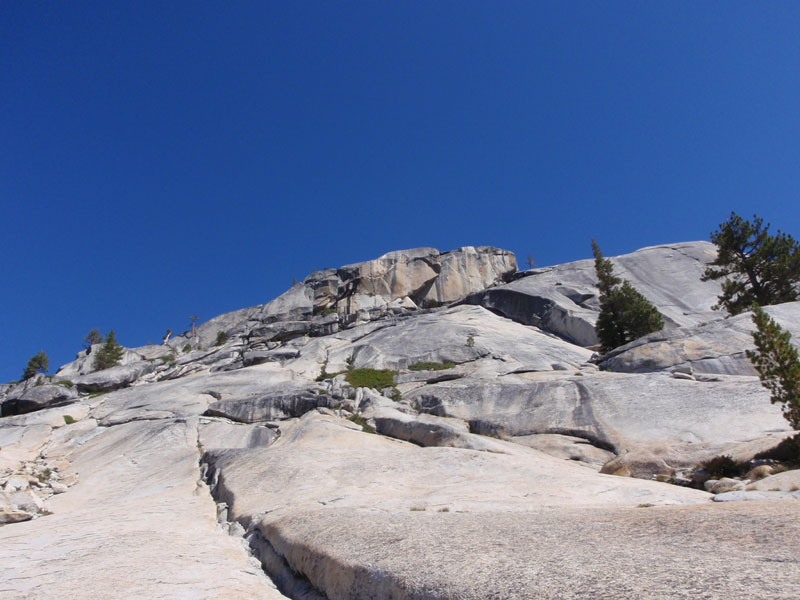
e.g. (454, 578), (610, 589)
(2, 2), (800, 381)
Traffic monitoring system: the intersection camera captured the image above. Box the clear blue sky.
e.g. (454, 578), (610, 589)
(2, 2), (800, 381)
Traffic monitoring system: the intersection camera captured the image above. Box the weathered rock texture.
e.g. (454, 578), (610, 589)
(2, 240), (799, 599)
(466, 242), (722, 346)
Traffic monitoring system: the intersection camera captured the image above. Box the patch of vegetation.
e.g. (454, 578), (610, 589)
(754, 434), (800, 465)
(315, 359), (344, 382)
(438, 507), (450, 513)
(157, 354), (177, 365)
(345, 368), (397, 390)
(410, 506), (426, 511)
(347, 414), (376, 434)
(63, 415), (76, 425)
(37, 468), (51, 483)
(390, 387), (403, 403)
(408, 361), (456, 371)
(215, 331), (228, 346)
(94, 330), (124, 370)
(88, 391), (109, 399)
(55, 380), (74, 388)
(420, 299), (442, 309)
(466, 335), (475, 348)
(313, 306), (337, 317)
(637, 503), (655, 508)
(182, 343), (192, 353)
(700, 455), (747, 479)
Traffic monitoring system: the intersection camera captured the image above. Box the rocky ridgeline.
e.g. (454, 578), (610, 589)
(2, 242), (800, 599)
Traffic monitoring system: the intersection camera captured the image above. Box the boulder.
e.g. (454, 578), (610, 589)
(704, 477), (745, 494)
(372, 406), (512, 453)
(74, 361), (157, 394)
(408, 371), (791, 478)
(205, 391), (336, 423)
(600, 301), (800, 375)
(1, 384), (78, 417)
(745, 468), (800, 492)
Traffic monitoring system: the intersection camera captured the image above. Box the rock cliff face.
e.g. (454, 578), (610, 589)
(2, 241), (799, 600)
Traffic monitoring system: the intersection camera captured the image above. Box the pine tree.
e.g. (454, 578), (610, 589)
(84, 329), (104, 349)
(93, 330), (125, 370)
(702, 212), (800, 315)
(592, 240), (664, 353)
(746, 304), (800, 430)
(22, 351), (49, 380)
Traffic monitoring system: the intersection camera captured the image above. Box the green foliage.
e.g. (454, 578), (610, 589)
(746, 304), (800, 430)
(466, 335), (475, 348)
(93, 330), (124, 371)
(592, 240), (663, 353)
(84, 329), (104, 349)
(313, 306), (337, 317)
(37, 468), (52, 483)
(22, 351), (49, 380)
(702, 212), (800, 315)
(408, 361), (456, 371)
(700, 455), (747, 479)
(182, 343), (192, 353)
(754, 434), (800, 464)
(55, 380), (74, 388)
(390, 387), (403, 402)
(157, 354), (177, 365)
(347, 414), (376, 434)
(344, 368), (397, 389)
(215, 331), (228, 346)
(63, 415), (76, 425)
(592, 239), (621, 299)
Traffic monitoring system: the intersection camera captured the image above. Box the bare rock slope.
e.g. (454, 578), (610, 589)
(2, 242), (799, 599)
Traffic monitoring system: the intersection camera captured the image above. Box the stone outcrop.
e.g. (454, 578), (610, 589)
(465, 242), (722, 346)
(3, 240), (800, 599)
(600, 300), (800, 375)
(1, 384), (78, 417)
(74, 360), (157, 393)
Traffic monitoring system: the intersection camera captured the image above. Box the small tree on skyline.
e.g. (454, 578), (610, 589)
(94, 330), (125, 371)
(702, 212), (800, 315)
(84, 329), (104, 349)
(22, 351), (49, 380)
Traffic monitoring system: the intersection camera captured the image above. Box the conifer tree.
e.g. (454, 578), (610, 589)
(702, 212), (800, 315)
(592, 240), (664, 353)
(93, 330), (125, 370)
(84, 329), (104, 349)
(22, 351), (49, 380)
(746, 304), (800, 430)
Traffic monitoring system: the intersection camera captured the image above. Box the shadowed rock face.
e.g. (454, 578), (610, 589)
(466, 241), (723, 346)
(3, 240), (800, 599)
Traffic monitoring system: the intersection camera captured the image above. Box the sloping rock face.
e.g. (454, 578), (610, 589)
(2, 241), (800, 599)
(600, 300), (800, 375)
(466, 241), (722, 346)
(167, 245), (517, 350)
